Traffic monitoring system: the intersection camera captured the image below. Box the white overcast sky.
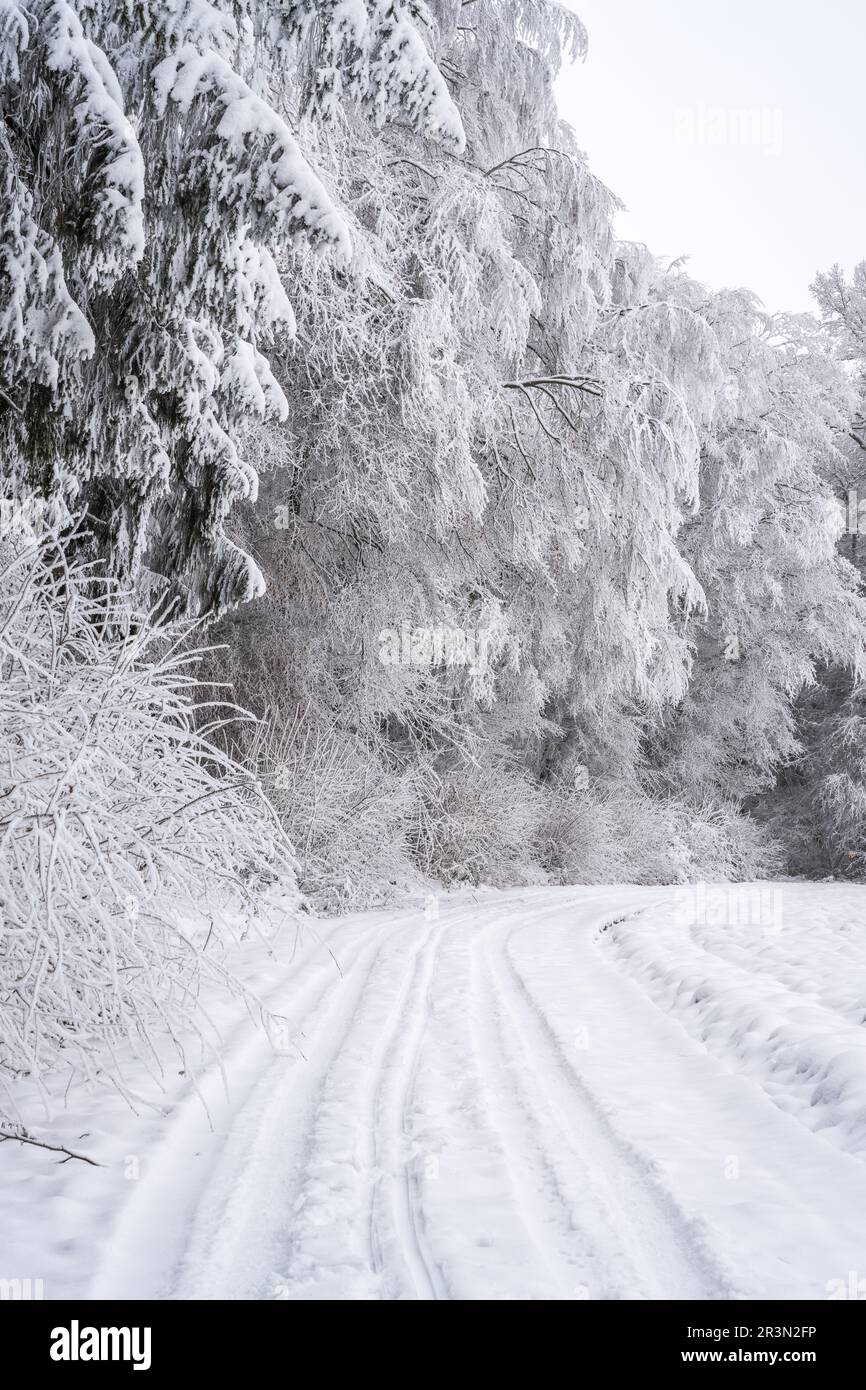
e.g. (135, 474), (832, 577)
(556, 0), (865, 314)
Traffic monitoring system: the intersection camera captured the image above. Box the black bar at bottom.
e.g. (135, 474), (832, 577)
(2, 1297), (862, 1375)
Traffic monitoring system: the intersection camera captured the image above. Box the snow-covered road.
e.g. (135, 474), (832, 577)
(55, 884), (866, 1301)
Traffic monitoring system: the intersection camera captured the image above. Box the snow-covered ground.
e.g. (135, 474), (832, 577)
(4, 883), (866, 1301)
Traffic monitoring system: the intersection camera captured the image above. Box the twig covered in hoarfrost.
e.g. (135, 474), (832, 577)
(0, 1125), (103, 1166)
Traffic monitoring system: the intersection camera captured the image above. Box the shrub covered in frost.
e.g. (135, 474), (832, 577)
(0, 535), (299, 1117)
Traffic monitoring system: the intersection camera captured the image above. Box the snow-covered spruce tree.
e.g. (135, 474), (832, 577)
(272, 0), (465, 148)
(0, 528), (300, 1124)
(0, 1), (462, 614)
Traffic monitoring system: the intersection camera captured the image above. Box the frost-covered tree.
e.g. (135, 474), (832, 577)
(0, 0), (462, 613)
(215, 0), (754, 891)
(761, 263), (866, 876)
(648, 283), (865, 821)
(273, 0), (466, 148)
(203, 2), (866, 894)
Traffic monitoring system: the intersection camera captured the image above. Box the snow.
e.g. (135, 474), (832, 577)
(159, 0), (238, 58)
(0, 1), (30, 84)
(153, 45), (353, 261)
(220, 338), (289, 421)
(0, 168), (95, 387)
(4, 882), (866, 1301)
(609, 883), (866, 1159)
(369, 3), (467, 153)
(44, 2), (145, 280)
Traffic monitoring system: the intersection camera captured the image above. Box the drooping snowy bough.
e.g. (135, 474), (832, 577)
(0, 0), (462, 613)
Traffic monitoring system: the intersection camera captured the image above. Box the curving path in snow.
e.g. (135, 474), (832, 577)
(77, 884), (866, 1301)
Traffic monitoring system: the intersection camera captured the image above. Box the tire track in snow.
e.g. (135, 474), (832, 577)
(214, 911), (466, 1299)
(368, 919), (450, 1299)
(402, 911), (579, 1299)
(88, 915), (397, 1299)
(482, 908), (729, 1299)
(90, 890), (739, 1300)
(600, 906), (866, 1159)
(468, 908), (621, 1297)
(172, 917), (426, 1299)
